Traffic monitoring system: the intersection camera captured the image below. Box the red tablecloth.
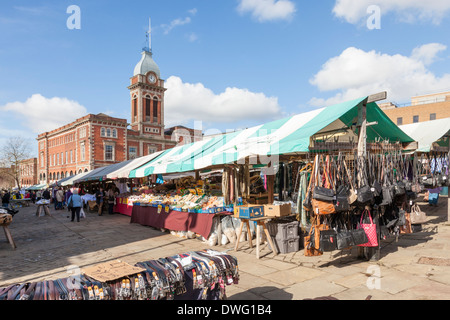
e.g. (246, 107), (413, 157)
(114, 200), (134, 216)
(130, 206), (218, 239)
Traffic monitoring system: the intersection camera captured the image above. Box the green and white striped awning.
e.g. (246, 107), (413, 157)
(129, 97), (414, 178)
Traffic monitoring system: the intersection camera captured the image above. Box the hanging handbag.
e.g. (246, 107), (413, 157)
(304, 216), (324, 256)
(357, 209), (378, 247)
(335, 184), (350, 212)
(311, 155), (336, 215)
(410, 203), (427, 224)
(356, 157), (374, 205)
(319, 229), (338, 252)
(350, 228), (369, 246)
(335, 216), (356, 249)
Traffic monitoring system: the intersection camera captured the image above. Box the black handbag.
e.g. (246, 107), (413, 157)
(313, 186), (335, 201)
(334, 185), (350, 212)
(357, 185), (374, 204)
(319, 229), (338, 252)
(350, 228), (369, 246)
(394, 180), (406, 196)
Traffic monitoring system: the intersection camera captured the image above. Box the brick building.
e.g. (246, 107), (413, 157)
(19, 158), (37, 188)
(379, 91), (450, 125)
(36, 26), (198, 185)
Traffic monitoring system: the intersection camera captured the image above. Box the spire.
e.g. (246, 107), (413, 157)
(144, 18), (152, 54)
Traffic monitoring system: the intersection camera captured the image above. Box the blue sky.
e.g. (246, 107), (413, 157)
(1, 0), (450, 156)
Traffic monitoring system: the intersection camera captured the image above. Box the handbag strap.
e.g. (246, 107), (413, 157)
(360, 209), (373, 225)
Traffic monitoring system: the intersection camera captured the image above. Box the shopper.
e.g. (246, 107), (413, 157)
(2, 191), (10, 208)
(96, 187), (104, 216)
(42, 189), (51, 200)
(428, 187), (442, 207)
(67, 189), (83, 222)
(107, 188), (117, 215)
(55, 188), (64, 210)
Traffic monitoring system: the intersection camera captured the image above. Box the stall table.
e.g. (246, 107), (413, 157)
(113, 197), (134, 216)
(234, 216), (278, 259)
(130, 205), (230, 239)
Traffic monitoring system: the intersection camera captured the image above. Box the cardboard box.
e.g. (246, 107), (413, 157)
(264, 203), (291, 217)
(234, 205), (264, 219)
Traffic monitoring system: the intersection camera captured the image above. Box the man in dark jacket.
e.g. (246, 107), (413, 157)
(42, 189), (51, 200)
(2, 191), (10, 208)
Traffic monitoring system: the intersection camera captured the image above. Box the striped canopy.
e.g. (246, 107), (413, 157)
(129, 96), (414, 178)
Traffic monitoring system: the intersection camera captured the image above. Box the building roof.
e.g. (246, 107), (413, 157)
(133, 50), (161, 78)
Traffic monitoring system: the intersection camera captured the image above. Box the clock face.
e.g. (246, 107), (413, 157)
(147, 74), (156, 84)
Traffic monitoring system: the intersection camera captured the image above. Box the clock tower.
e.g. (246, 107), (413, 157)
(126, 19), (175, 159)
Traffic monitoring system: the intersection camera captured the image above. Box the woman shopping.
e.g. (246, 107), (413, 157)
(67, 189), (83, 222)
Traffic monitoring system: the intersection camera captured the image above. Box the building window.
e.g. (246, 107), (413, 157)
(145, 97), (151, 121)
(105, 144), (114, 161)
(70, 150), (73, 163)
(57, 153), (60, 165)
(61, 152), (64, 164)
(397, 117), (403, 125)
(80, 142), (85, 161)
(129, 147), (137, 159)
(153, 98), (158, 122)
(101, 127), (106, 137)
(413, 115), (419, 123)
(133, 97), (137, 122)
(112, 129), (117, 138)
(430, 113), (436, 120)
(148, 146), (157, 155)
(65, 151), (68, 164)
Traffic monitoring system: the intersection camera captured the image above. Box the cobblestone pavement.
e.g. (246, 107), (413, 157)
(1, 195), (449, 300)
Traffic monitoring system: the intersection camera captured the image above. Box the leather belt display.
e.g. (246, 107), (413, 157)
(0, 250), (239, 300)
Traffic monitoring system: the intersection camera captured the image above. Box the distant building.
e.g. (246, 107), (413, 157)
(36, 24), (200, 184)
(380, 91), (450, 126)
(19, 158), (37, 188)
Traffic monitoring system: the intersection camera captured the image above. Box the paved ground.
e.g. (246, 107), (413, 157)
(1, 194), (449, 300)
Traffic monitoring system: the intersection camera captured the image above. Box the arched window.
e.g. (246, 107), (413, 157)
(57, 172), (60, 180)
(133, 97), (138, 122)
(145, 96), (151, 121)
(153, 98), (158, 123)
(43, 173), (46, 181)
(70, 171), (73, 176)
(78, 169), (82, 174)
(84, 168), (88, 172)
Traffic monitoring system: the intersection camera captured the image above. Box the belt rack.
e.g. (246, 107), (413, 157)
(0, 250), (239, 301)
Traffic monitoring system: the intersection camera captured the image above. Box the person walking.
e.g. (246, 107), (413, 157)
(96, 187), (104, 216)
(42, 189), (51, 200)
(56, 188), (64, 210)
(67, 189), (83, 222)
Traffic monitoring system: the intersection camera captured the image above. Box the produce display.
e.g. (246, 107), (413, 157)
(126, 193), (228, 213)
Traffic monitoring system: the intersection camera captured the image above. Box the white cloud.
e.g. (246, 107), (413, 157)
(164, 76), (282, 126)
(237, 0), (296, 22)
(161, 8), (197, 35)
(309, 44), (450, 106)
(0, 94), (87, 133)
(333, 0), (450, 25)
(161, 17), (191, 35)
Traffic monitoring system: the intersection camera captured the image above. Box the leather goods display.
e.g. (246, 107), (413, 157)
(0, 250), (239, 300)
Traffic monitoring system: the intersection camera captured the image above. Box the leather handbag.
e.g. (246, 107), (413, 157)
(410, 203), (427, 224)
(358, 209), (378, 247)
(311, 155), (336, 215)
(313, 186), (335, 201)
(350, 228), (369, 246)
(319, 229), (338, 252)
(356, 157), (374, 205)
(334, 185), (350, 212)
(400, 212), (412, 234)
